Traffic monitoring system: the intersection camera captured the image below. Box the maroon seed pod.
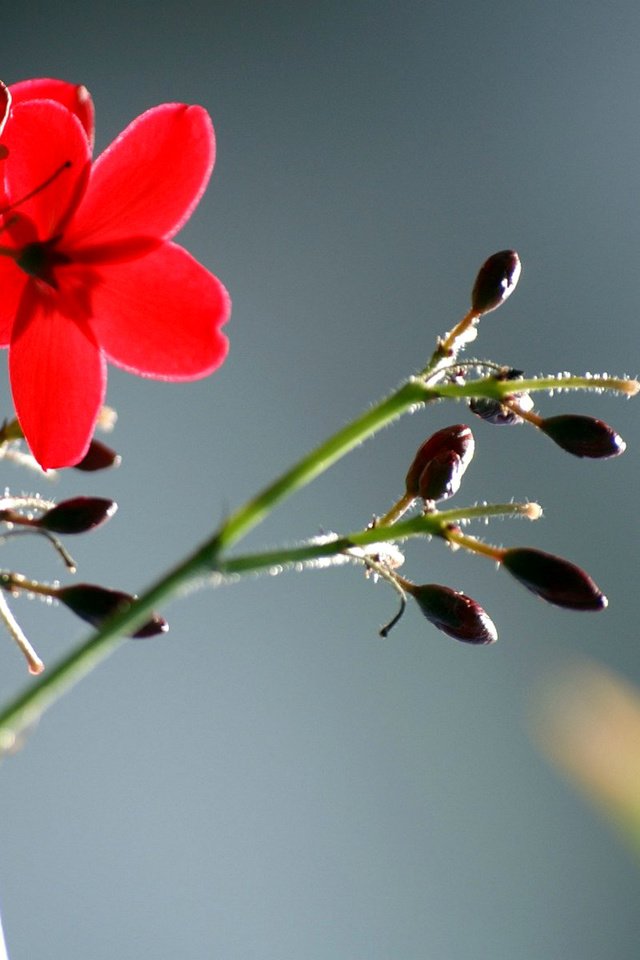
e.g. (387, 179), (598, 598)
(470, 250), (521, 315)
(73, 439), (122, 472)
(57, 583), (168, 638)
(538, 415), (626, 459)
(501, 547), (607, 611)
(405, 425), (475, 503)
(38, 496), (117, 534)
(410, 583), (498, 644)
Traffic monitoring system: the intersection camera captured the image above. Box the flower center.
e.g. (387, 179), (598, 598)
(16, 238), (70, 287)
(0, 160), (74, 287)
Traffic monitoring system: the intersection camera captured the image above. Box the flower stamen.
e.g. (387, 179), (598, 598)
(0, 159), (72, 219)
(0, 583), (45, 675)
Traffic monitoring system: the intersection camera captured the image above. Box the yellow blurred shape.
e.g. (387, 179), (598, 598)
(532, 662), (640, 850)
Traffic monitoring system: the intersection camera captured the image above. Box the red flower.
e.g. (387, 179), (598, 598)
(0, 79), (230, 468)
(6, 78), (95, 143)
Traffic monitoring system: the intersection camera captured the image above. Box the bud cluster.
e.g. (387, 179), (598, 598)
(0, 247), (634, 679)
(404, 424), (475, 505)
(365, 250), (633, 646)
(0, 430), (167, 674)
(373, 418), (610, 645)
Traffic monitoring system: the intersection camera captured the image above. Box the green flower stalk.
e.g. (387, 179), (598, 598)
(0, 249), (636, 754)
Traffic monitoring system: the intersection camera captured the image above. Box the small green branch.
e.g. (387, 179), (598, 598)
(0, 495), (539, 751)
(435, 374), (640, 401)
(0, 353), (634, 753)
(0, 376), (436, 750)
(220, 501), (540, 576)
(215, 378), (434, 550)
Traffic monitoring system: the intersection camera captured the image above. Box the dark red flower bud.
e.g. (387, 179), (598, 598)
(469, 398), (521, 426)
(471, 250), (521, 315)
(501, 547), (607, 611)
(469, 368), (531, 426)
(73, 439), (122, 472)
(405, 425), (474, 503)
(38, 496), (117, 534)
(410, 583), (498, 644)
(57, 583), (168, 638)
(539, 415), (626, 459)
(418, 450), (465, 501)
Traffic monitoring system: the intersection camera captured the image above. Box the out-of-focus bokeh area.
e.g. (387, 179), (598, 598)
(533, 663), (640, 856)
(1, 1), (640, 957)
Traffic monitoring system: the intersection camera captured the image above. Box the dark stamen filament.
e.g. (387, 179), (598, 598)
(0, 160), (72, 218)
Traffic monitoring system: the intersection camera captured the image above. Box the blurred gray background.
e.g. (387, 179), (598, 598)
(1, 0), (639, 957)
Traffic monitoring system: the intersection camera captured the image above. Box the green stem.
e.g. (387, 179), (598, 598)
(0, 498), (539, 750)
(0, 488), (539, 751)
(436, 374), (640, 400)
(0, 377), (434, 750)
(219, 501), (540, 576)
(0, 361), (633, 751)
(215, 378), (432, 550)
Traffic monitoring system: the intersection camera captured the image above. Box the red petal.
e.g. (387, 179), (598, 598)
(0, 80), (9, 137)
(8, 78), (94, 147)
(10, 283), (105, 468)
(90, 242), (229, 379)
(0, 260), (26, 346)
(1, 101), (90, 239)
(64, 104), (215, 248)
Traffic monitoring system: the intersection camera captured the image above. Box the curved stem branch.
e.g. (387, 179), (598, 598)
(0, 377), (436, 750)
(436, 374), (640, 400)
(214, 378), (433, 550)
(0, 356), (633, 751)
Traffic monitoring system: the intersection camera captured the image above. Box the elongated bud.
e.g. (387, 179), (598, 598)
(469, 368), (532, 426)
(73, 439), (121, 472)
(538, 414), (626, 459)
(405, 425), (474, 503)
(501, 547), (607, 611)
(471, 250), (521, 315)
(409, 583), (497, 644)
(38, 496), (117, 534)
(57, 583), (168, 638)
